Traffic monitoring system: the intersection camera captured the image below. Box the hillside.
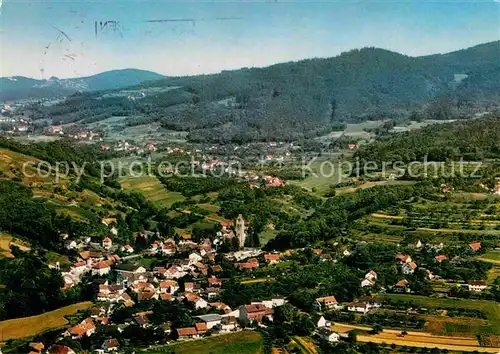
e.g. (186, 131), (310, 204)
(354, 114), (500, 164)
(39, 41), (500, 142)
(0, 69), (165, 101)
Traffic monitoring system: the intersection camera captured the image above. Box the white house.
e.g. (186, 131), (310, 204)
(65, 240), (77, 250)
(92, 261), (111, 276)
(189, 252), (203, 264)
(402, 262), (417, 275)
(468, 281), (488, 292)
(318, 328), (340, 343)
(315, 296), (343, 310)
(361, 278), (376, 287)
(364, 270), (377, 281)
(317, 316), (331, 328)
(347, 302), (381, 314)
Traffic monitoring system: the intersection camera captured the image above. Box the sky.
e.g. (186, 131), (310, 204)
(1, 0), (499, 79)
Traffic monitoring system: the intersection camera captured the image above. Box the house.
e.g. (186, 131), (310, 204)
(207, 277), (222, 287)
(235, 258), (259, 270)
(239, 304), (273, 323)
(121, 245), (134, 254)
(315, 296), (342, 310)
(402, 262), (417, 275)
(220, 316), (238, 332)
(468, 280), (488, 292)
(209, 302), (232, 314)
(165, 265), (186, 279)
(195, 322), (208, 334)
(92, 261), (111, 276)
(177, 327), (199, 340)
(318, 328), (340, 342)
(264, 253), (281, 264)
(395, 253), (412, 264)
(47, 124), (63, 134)
(134, 313), (151, 328)
(194, 314), (223, 329)
(361, 278), (376, 287)
(251, 298), (287, 309)
(102, 237), (112, 250)
(159, 280), (179, 294)
(346, 302), (380, 314)
(435, 255), (448, 263)
(469, 242), (481, 252)
(185, 292), (208, 309)
(29, 342), (45, 353)
(317, 316), (331, 328)
(395, 279), (410, 293)
(189, 252), (203, 264)
(364, 270), (377, 281)
(102, 338), (119, 352)
(48, 345), (75, 354)
(66, 318), (95, 339)
(65, 240), (77, 250)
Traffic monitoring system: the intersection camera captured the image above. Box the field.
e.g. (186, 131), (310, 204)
(381, 294), (500, 336)
(0, 233), (30, 258)
(331, 322), (500, 353)
(289, 336), (318, 354)
(290, 160), (347, 194)
(120, 175), (185, 208)
(477, 250), (500, 265)
(0, 302), (92, 341)
(142, 331), (263, 354)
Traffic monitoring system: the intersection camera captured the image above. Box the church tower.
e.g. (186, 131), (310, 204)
(235, 214), (246, 249)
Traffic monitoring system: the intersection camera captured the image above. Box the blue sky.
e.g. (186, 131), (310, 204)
(1, 0), (499, 78)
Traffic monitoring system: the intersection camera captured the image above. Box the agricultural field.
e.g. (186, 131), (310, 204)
(477, 250), (500, 264)
(331, 322), (500, 353)
(290, 160), (348, 195)
(142, 331), (263, 354)
(289, 336), (318, 354)
(0, 302), (92, 341)
(381, 294), (500, 336)
(120, 175), (185, 208)
(0, 233), (30, 258)
(351, 195), (500, 245)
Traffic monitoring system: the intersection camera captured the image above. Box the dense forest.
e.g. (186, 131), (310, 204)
(38, 41), (500, 142)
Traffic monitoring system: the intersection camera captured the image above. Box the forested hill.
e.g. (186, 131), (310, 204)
(354, 114), (500, 163)
(45, 41), (500, 142)
(0, 69), (165, 101)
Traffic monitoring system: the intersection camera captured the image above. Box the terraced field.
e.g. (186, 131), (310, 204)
(120, 175), (185, 207)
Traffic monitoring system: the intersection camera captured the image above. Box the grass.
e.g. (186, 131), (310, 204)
(142, 331), (263, 354)
(0, 302), (92, 341)
(478, 250), (500, 264)
(120, 175), (185, 208)
(381, 294), (500, 336)
(290, 160), (347, 195)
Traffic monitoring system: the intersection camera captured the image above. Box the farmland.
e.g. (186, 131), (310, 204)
(0, 302), (92, 341)
(381, 294), (500, 336)
(331, 322), (500, 353)
(120, 175), (185, 208)
(141, 331), (263, 354)
(0, 233), (30, 258)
